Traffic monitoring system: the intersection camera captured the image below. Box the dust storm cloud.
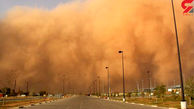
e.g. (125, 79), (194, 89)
(0, 0), (193, 93)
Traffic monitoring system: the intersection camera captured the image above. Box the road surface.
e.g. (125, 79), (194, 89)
(23, 96), (166, 109)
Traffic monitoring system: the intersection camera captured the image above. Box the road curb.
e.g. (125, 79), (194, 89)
(11, 100), (56, 109)
(103, 98), (170, 109)
(151, 105), (158, 107)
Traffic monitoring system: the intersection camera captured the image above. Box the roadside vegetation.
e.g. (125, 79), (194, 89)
(0, 88), (66, 109)
(100, 76), (194, 109)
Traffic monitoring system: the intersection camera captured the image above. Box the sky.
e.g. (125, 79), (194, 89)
(0, 0), (71, 17)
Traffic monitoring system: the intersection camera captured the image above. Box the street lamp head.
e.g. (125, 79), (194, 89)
(118, 51), (123, 53)
(105, 67), (109, 69)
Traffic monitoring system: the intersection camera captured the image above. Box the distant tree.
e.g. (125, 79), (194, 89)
(18, 90), (24, 95)
(1, 87), (11, 96)
(171, 90), (179, 100)
(4, 69), (18, 88)
(39, 91), (47, 96)
(126, 92), (132, 97)
(10, 89), (17, 96)
(134, 88), (139, 97)
(154, 85), (166, 102)
(24, 92), (29, 96)
(141, 92), (145, 97)
(185, 76), (194, 105)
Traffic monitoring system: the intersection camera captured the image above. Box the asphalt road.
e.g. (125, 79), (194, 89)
(23, 96), (167, 109)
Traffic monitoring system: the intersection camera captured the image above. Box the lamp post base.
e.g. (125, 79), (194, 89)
(181, 101), (187, 109)
(123, 98), (126, 102)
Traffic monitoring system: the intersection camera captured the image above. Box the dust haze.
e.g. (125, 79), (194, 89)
(0, 0), (193, 93)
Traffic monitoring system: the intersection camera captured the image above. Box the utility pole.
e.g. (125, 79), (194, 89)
(26, 81), (29, 96)
(62, 79), (64, 95)
(14, 80), (16, 93)
(97, 76), (101, 96)
(141, 80), (144, 92)
(90, 86), (92, 95)
(174, 80), (176, 88)
(62, 75), (66, 95)
(93, 80), (97, 95)
(92, 81), (95, 95)
(171, 0), (186, 108)
(95, 80), (97, 95)
(103, 77), (105, 95)
(136, 81), (140, 93)
(154, 79), (156, 88)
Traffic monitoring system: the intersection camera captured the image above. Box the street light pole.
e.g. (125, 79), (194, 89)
(170, 0), (186, 109)
(14, 80), (16, 93)
(118, 51), (126, 102)
(26, 81), (29, 96)
(136, 81), (140, 93)
(147, 71), (151, 97)
(95, 80), (97, 95)
(105, 67), (110, 100)
(97, 76), (101, 97)
(103, 77), (105, 95)
(141, 80), (144, 92)
(93, 80), (96, 95)
(62, 79), (64, 95)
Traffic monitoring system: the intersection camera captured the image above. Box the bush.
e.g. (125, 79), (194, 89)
(153, 85), (166, 99)
(39, 91), (47, 96)
(1, 87), (11, 95)
(185, 76), (194, 105)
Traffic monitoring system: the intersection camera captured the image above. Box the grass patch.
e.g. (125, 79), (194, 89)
(0, 97), (59, 109)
